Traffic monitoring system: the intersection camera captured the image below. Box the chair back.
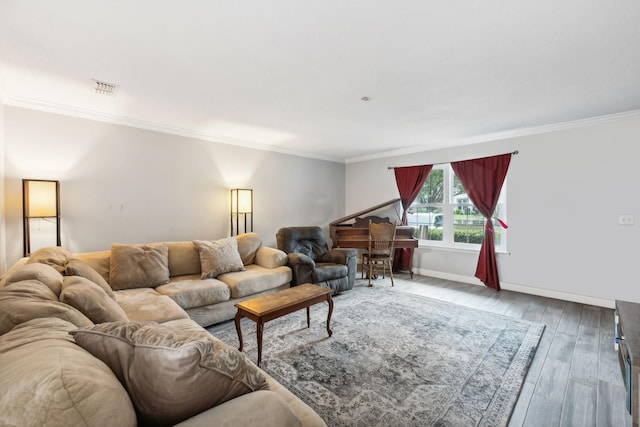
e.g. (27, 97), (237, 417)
(276, 226), (329, 261)
(368, 222), (397, 257)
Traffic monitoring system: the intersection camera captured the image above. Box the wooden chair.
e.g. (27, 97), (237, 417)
(362, 221), (397, 287)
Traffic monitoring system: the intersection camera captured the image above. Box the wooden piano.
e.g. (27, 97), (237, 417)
(330, 198), (418, 277)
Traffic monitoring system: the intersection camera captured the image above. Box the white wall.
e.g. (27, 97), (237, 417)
(2, 107), (345, 270)
(5, 106), (639, 306)
(346, 113), (640, 305)
(0, 100), (6, 272)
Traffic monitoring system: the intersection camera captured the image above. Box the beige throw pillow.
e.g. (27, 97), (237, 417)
(25, 246), (73, 274)
(0, 281), (93, 335)
(194, 238), (245, 279)
(60, 276), (128, 324)
(109, 243), (170, 290)
(0, 263), (64, 297)
(65, 258), (115, 298)
(236, 232), (262, 265)
(71, 321), (269, 426)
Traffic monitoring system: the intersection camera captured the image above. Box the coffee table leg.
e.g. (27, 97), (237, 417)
(256, 320), (265, 367)
(306, 306), (311, 328)
(326, 295), (333, 337)
(235, 310), (244, 352)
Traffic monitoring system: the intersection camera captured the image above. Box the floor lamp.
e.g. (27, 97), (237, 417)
(23, 179), (60, 256)
(230, 189), (253, 236)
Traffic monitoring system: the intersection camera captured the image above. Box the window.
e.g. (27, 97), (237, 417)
(407, 165), (507, 251)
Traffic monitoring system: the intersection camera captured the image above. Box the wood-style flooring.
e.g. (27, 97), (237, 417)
(369, 273), (630, 427)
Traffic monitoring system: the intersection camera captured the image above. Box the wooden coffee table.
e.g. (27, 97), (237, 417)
(234, 284), (333, 366)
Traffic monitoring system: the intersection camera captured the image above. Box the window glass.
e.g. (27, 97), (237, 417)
(452, 175), (483, 244)
(407, 169), (444, 241)
(408, 165), (507, 250)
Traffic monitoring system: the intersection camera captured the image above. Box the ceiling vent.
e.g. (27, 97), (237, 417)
(93, 79), (119, 96)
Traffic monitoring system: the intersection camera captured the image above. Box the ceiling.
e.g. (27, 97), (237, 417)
(1, 1), (640, 163)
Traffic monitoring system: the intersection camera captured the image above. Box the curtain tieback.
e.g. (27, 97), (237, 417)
(487, 217), (508, 232)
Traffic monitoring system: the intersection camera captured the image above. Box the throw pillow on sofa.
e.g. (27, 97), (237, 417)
(25, 246), (73, 275)
(109, 243), (170, 290)
(60, 276), (128, 324)
(65, 258), (115, 298)
(0, 263), (63, 296)
(194, 238), (245, 279)
(236, 232), (262, 265)
(0, 279), (93, 335)
(71, 321), (269, 427)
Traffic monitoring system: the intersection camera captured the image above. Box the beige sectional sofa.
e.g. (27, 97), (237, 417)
(0, 233), (326, 427)
(6, 232), (293, 327)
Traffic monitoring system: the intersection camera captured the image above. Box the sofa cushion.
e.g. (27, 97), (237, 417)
(0, 257), (28, 288)
(219, 264), (293, 298)
(25, 246), (73, 274)
(0, 278), (58, 301)
(71, 321), (269, 427)
(110, 242), (170, 290)
(60, 276), (128, 324)
(167, 241), (202, 277)
(0, 280), (93, 335)
(73, 250), (111, 283)
(0, 263), (64, 296)
(236, 232), (262, 265)
(0, 318), (136, 427)
(156, 275), (230, 309)
(114, 288), (189, 323)
(65, 258), (115, 298)
(194, 238), (245, 279)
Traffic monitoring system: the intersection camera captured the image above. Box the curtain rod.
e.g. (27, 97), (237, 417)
(387, 150), (518, 170)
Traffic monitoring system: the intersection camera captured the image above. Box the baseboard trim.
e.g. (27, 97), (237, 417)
(414, 268), (614, 309)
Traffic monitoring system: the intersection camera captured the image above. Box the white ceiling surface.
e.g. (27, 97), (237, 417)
(1, 1), (640, 163)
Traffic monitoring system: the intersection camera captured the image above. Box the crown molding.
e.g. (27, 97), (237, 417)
(345, 109), (640, 164)
(5, 94), (640, 166)
(4, 95), (344, 164)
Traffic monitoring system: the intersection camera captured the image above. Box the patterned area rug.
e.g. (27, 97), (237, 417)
(211, 286), (544, 427)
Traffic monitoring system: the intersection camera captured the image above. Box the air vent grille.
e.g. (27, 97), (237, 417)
(93, 79), (119, 96)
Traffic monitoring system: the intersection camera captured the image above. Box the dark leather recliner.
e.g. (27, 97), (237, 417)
(276, 226), (356, 294)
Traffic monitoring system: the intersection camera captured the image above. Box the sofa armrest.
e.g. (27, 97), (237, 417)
(174, 390), (304, 427)
(255, 246), (288, 269)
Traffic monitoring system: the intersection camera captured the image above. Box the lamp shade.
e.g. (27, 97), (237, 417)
(230, 188), (253, 236)
(23, 179), (61, 257)
(25, 180), (58, 217)
(231, 189), (253, 213)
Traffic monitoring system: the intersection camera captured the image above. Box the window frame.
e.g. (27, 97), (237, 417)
(408, 164), (507, 252)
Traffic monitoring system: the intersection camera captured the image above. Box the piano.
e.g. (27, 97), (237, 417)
(330, 198), (418, 277)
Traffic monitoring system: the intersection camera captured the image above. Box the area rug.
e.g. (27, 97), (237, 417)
(211, 286), (544, 427)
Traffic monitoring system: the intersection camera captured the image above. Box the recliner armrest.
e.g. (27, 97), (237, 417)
(322, 249), (356, 265)
(287, 253), (315, 267)
(286, 253), (315, 285)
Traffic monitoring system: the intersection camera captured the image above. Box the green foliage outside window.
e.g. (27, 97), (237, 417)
(425, 228), (501, 244)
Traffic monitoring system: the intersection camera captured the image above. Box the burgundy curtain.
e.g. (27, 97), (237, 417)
(393, 165), (433, 271)
(450, 153), (512, 290)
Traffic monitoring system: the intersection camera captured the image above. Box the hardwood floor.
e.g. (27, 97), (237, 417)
(371, 273), (631, 427)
